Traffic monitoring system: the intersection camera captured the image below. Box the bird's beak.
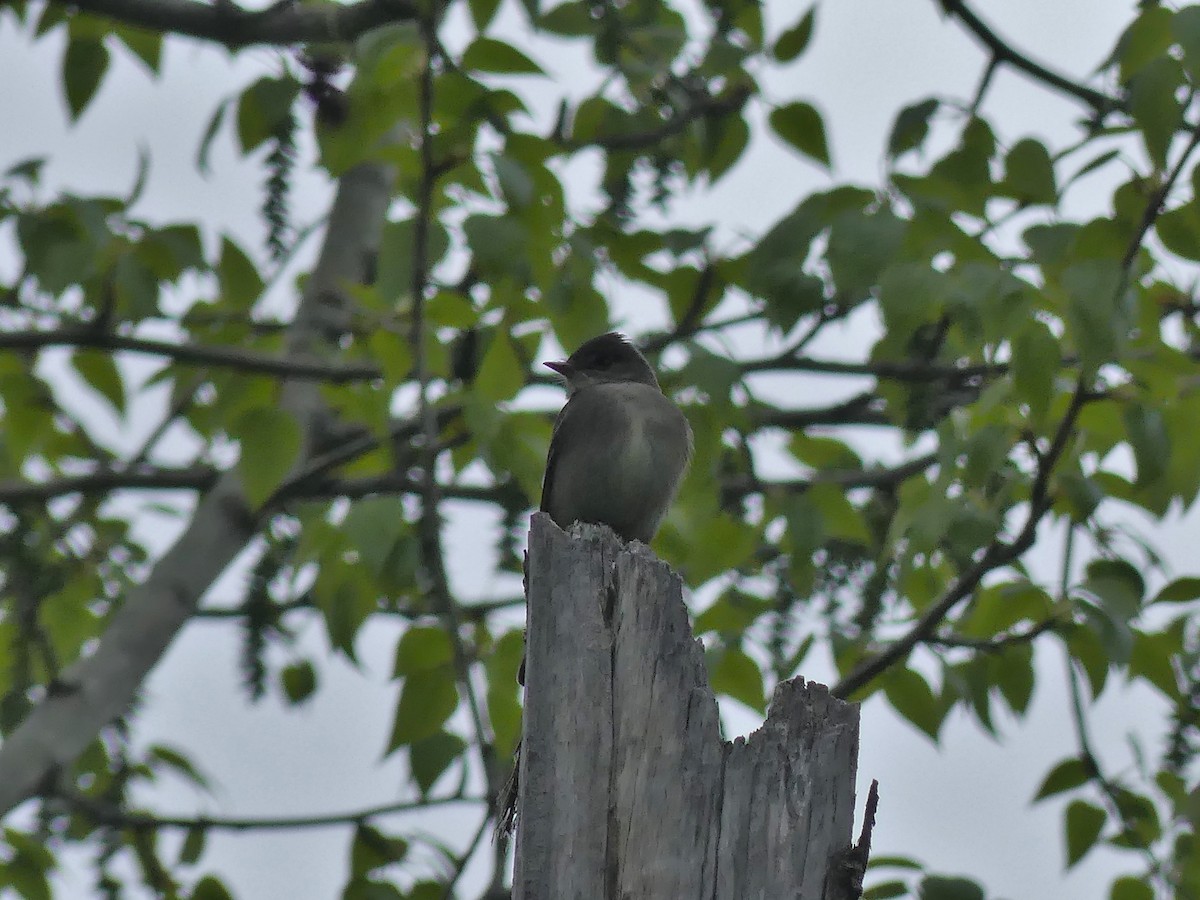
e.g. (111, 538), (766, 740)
(544, 360), (573, 380)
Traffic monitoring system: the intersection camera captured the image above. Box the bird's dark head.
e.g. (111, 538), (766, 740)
(545, 332), (660, 395)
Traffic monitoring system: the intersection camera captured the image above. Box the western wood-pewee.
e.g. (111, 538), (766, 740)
(540, 331), (693, 542)
(497, 333), (691, 837)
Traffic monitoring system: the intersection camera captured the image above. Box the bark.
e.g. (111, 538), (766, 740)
(0, 143), (398, 819)
(514, 513), (861, 899)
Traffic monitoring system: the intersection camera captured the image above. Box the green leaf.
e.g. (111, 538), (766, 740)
(1065, 799), (1106, 866)
(475, 332), (526, 403)
(1116, 6), (1174, 81)
(870, 856), (924, 871)
(1003, 138), (1056, 205)
(695, 590), (771, 636)
(1010, 319), (1060, 424)
(468, 0), (502, 31)
(1033, 757), (1094, 801)
(280, 660), (317, 704)
(768, 101), (830, 168)
(494, 154), (534, 209)
(1152, 575), (1200, 604)
(350, 824), (408, 878)
(231, 405), (302, 507)
(197, 100), (229, 176)
(343, 878), (406, 900)
(864, 881), (908, 900)
(393, 627), (453, 676)
(1081, 558), (1145, 622)
(342, 497), (409, 581)
(191, 876), (235, 900)
(538, 1), (592, 36)
(387, 668), (458, 752)
(113, 25), (161, 74)
(709, 646), (765, 712)
(218, 237), (264, 308)
(1110, 876), (1154, 900)
(789, 433), (862, 470)
(1129, 627), (1182, 698)
(887, 98), (938, 158)
(917, 875), (984, 900)
(1126, 57), (1184, 168)
(178, 825), (206, 865)
(486, 630), (525, 753)
(313, 565), (376, 660)
(5, 156), (47, 183)
(991, 643), (1034, 716)
(376, 217), (450, 302)
(1124, 404), (1170, 485)
(1061, 259), (1128, 374)
(236, 77), (299, 154)
(827, 207), (907, 299)
(464, 214), (530, 280)
(71, 350), (126, 415)
(1173, 6), (1200, 81)
(62, 37), (109, 121)
(1156, 198), (1200, 262)
(883, 667), (945, 740)
(877, 262), (943, 341)
(461, 37), (544, 75)
(773, 7), (816, 62)
(409, 731), (466, 795)
(147, 744), (211, 790)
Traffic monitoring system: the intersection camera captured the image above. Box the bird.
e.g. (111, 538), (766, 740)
(497, 332), (692, 838)
(539, 331), (693, 544)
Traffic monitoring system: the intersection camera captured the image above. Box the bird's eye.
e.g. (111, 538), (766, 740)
(595, 354), (613, 369)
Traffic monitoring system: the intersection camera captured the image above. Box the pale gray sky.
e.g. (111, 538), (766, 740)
(4, 1), (1187, 898)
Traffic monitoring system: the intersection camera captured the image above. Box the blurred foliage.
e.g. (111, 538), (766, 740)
(0, 0), (1198, 898)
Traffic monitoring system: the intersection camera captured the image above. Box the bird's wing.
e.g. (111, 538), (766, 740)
(539, 388), (628, 513)
(539, 399), (578, 513)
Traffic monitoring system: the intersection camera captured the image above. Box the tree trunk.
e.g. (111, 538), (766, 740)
(513, 513), (862, 899)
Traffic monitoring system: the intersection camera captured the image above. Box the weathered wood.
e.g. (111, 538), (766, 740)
(514, 513), (861, 899)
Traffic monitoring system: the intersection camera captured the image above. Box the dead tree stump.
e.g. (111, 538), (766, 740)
(513, 513), (862, 899)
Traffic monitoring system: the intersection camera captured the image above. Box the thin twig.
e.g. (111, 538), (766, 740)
(64, 792), (479, 832)
(928, 616), (1062, 652)
(832, 111), (1200, 701)
(938, 0), (1120, 116)
(0, 327), (380, 381)
(54, 0), (417, 48)
(410, 8), (499, 852)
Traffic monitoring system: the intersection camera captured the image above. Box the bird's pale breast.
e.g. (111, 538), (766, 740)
(544, 381), (691, 543)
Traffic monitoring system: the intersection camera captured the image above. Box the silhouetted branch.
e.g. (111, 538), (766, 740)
(0, 327), (380, 381)
(58, 0), (416, 47)
(64, 792), (479, 832)
(0, 467), (216, 503)
(928, 616), (1063, 652)
(832, 381), (1089, 700)
(938, 0), (1120, 116)
(724, 453), (938, 503)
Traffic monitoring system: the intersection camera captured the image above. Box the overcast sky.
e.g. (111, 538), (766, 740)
(4, 0), (1190, 897)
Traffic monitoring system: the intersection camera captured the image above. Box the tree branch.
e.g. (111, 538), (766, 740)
(59, 0), (416, 48)
(831, 381), (1089, 700)
(0, 96), (403, 820)
(562, 85), (752, 152)
(723, 453), (938, 503)
(831, 112), (1200, 701)
(741, 351), (1003, 382)
(0, 467), (216, 503)
(938, 0), (1121, 116)
(64, 792), (479, 832)
(0, 327), (380, 381)
(928, 616), (1063, 652)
